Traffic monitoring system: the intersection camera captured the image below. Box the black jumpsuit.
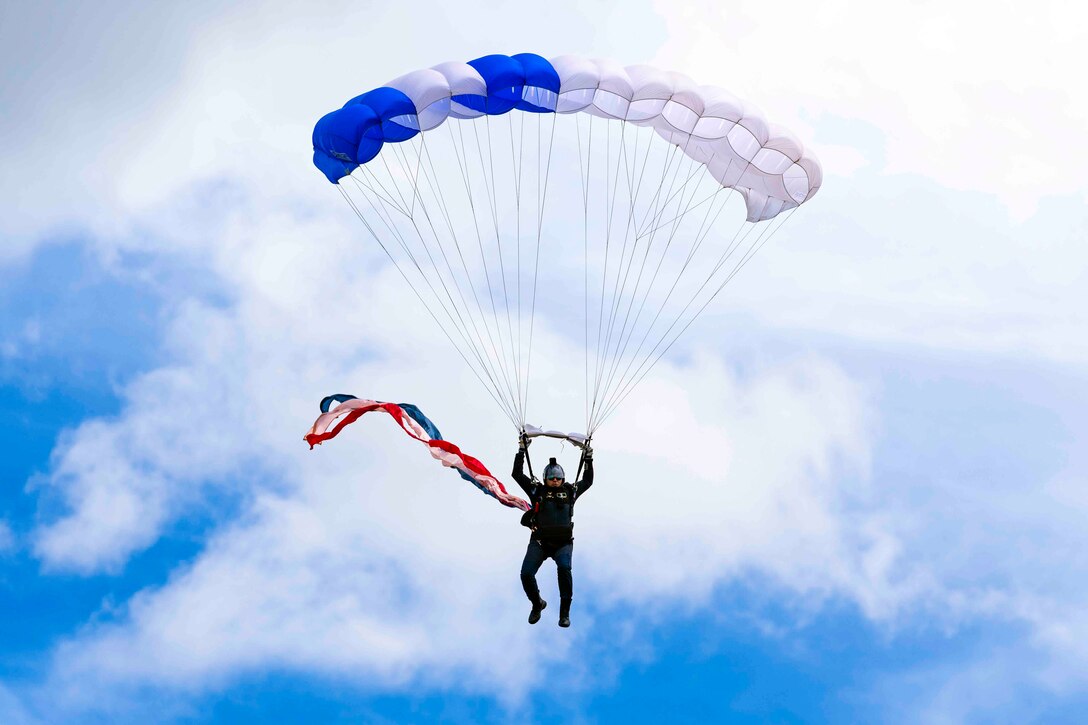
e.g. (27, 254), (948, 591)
(512, 450), (594, 612)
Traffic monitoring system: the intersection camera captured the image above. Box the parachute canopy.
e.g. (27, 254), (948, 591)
(313, 53), (821, 435)
(314, 53), (821, 222)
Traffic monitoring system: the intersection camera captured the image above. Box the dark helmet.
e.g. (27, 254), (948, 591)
(543, 457), (565, 481)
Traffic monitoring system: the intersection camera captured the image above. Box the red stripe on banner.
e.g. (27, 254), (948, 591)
(304, 406), (370, 448)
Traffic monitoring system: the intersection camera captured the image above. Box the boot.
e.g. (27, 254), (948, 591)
(558, 598), (571, 628)
(528, 598), (547, 625)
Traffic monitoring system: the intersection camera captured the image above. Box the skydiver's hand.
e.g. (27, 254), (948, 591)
(583, 443), (593, 460)
(518, 434), (531, 452)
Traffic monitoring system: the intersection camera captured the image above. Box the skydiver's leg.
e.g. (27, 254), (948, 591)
(520, 539), (547, 604)
(553, 541), (574, 626)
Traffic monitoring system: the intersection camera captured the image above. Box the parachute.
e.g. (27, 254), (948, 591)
(305, 394), (530, 510)
(312, 53), (821, 439)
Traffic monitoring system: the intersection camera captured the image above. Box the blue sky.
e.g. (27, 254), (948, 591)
(3, 1), (1088, 723)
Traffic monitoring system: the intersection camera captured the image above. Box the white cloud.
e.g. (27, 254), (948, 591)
(48, 247), (1088, 712)
(0, 520), (14, 554)
(26, 180), (886, 710)
(0, 320), (42, 361)
(708, 171), (1088, 364)
(21, 129), (1088, 725)
(651, 0), (1088, 220)
(639, 1), (1088, 366)
(46, 489), (559, 705)
(0, 683), (38, 725)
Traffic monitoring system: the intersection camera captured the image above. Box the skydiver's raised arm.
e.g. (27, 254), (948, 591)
(512, 449), (534, 495)
(574, 456), (593, 500)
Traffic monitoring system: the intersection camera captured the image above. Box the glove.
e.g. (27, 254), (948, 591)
(518, 434), (531, 451)
(583, 443), (593, 460)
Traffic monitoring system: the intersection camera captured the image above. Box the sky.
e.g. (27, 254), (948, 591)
(2, 0), (1087, 722)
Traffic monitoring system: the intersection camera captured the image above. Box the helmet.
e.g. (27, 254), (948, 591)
(543, 457), (565, 481)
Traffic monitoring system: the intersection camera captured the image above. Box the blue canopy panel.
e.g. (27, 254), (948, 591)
(511, 53), (560, 113)
(312, 53), (560, 183)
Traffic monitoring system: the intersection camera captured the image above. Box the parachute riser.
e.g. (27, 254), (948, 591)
(520, 431), (539, 484)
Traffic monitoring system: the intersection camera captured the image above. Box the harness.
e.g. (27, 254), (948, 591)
(519, 439), (589, 540)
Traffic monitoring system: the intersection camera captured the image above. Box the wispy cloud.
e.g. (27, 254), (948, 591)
(0, 520), (14, 554)
(0, 320), (41, 361)
(653, 0), (1088, 220)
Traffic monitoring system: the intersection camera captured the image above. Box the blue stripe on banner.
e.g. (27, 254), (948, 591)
(319, 393), (359, 414)
(397, 403), (443, 440)
(312, 396), (501, 500)
(397, 403), (493, 492)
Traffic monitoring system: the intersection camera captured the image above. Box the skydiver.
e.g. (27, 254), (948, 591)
(512, 437), (594, 628)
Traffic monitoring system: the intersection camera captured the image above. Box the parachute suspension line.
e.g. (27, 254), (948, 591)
(588, 116), (610, 418)
(595, 206), (799, 429)
(589, 153), (759, 432)
(508, 109), (540, 430)
(587, 119), (645, 428)
(588, 118), (636, 426)
(335, 184), (520, 428)
(616, 147), (712, 340)
(600, 123), (663, 358)
(449, 119), (515, 415)
(591, 122), (662, 425)
(391, 139), (482, 333)
(521, 112), (536, 420)
(403, 131), (427, 219)
(596, 208), (794, 428)
(597, 122), (643, 365)
(453, 119), (525, 421)
(631, 143), (691, 237)
(590, 201), (755, 430)
(609, 148), (707, 341)
(355, 140), (523, 429)
(351, 182), (521, 432)
(617, 163), (732, 357)
(376, 146), (416, 214)
(478, 114), (524, 424)
(341, 123), (801, 438)
(602, 140), (704, 384)
(596, 122), (645, 377)
(590, 184), (733, 431)
(510, 111), (525, 427)
(521, 110), (558, 428)
(592, 141), (715, 429)
(593, 117), (624, 416)
(399, 132), (525, 423)
(353, 165), (409, 216)
(443, 121), (523, 415)
(379, 138), (525, 420)
(588, 134), (688, 430)
(479, 115), (522, 426)
(634, 160), (721, 240)
(629, 123), (660, 206)
(590, 125), (667, 419)
(575, 113), (594, 434)
(356, 110), (563, 434)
